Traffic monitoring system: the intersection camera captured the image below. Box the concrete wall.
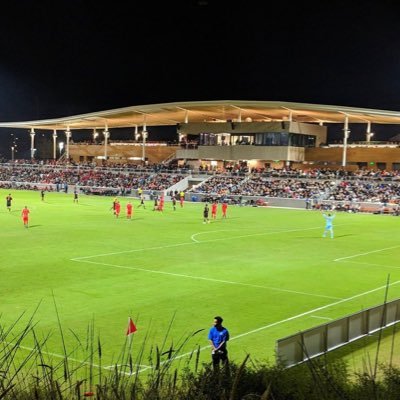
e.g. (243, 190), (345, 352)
(176, 146), (305, 162)
(305, 146), (400, 169)
(69, 144), (179, 164)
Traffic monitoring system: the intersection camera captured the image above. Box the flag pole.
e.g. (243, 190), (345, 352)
(128, 317), (132, 347)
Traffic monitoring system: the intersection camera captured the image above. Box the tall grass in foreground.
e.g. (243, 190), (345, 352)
(2, 308), (400, 399)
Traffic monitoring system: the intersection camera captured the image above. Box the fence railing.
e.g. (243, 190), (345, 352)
(276, 298), (400, 368)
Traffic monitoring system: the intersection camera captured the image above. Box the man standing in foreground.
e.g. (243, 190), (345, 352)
(208, 316), (229, 370)
(21, 206), (30, 228)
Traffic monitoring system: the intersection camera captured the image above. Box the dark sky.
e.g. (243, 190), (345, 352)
(1, 0), (400, 157)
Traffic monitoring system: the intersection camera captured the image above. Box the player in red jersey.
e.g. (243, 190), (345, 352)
(211, 201), (218, 220)
(221, 202), (228, 219)
(158, 195), (164, 212)
(126, 201), (133, 219)
(21, 206), (30, 228)
(115, 200), (121, 218)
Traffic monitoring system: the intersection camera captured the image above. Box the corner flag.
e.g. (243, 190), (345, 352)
(126, 317), (137, 336)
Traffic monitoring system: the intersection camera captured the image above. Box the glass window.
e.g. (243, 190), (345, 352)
(377, 162), (386, 170)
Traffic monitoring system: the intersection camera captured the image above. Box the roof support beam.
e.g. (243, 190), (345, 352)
(366, 121), (373, 142)
(342, 116), (350, 167)
(65, 127), (71, 161)
(142, 116), (147, 163)
(29, 128), (35, 160)
(103, 125), (109, 160)
(52, 130), (57, 160)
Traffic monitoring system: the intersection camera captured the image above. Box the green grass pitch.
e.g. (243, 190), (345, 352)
(1, 188), (399, 372)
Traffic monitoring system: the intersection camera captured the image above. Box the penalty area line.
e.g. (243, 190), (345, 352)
(334, 245), (400, 262)
(335, 260), (400, 270)
(231, 279), (400, 341)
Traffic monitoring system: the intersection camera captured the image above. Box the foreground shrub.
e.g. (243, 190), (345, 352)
(2, 311), (400, 399)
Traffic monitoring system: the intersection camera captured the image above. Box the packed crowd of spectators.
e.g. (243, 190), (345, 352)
(192, 175), (332, 199)
(326, 180), (400, 202)
(250, 167), (400, 180)
(0, 162), (186, 192)
(191, 168), (400, 204)
(1, 161), (400, 205)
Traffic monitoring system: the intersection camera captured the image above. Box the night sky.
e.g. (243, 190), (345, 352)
(1, 0), (400, 157)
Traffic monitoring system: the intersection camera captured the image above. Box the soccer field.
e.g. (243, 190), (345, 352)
(1, 189), (399, 373)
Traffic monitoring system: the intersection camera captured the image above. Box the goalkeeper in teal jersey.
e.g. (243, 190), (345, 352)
(322, 212), (335, 238)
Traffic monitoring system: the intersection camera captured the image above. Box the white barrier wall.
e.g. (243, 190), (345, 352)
(276, 298), (400, 368)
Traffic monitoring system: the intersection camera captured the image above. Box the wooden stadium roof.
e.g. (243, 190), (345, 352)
(1, 100), (400, 131)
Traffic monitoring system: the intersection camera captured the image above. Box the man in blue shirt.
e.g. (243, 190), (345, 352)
(322, 212), (335, 239)
(208, 316), (229, 369)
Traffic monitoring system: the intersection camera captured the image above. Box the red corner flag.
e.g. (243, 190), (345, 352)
(126, 317), (137, 336)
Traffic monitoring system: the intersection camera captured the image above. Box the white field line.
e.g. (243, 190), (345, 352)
(72, 224), (337, 261)
(191, 229), (234, 243)
(336, 260), (400, 270)
(310, 315), (333, 320)
(150, 279), (400, 368)
(72, 259), (341, 300)
(16, 344), (99, 367)
(103, 363), (150, 369)
(9, 342), (151, 375)
(72, 242), (194, 261)
(334, 245), (400, 262)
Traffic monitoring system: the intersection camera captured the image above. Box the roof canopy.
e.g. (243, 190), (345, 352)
(1, 100), (400, 131)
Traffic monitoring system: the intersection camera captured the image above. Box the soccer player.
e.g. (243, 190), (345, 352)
(115, 200), (121, 218)
(172, 196), (177, 211)
(111, 197), (118, 214)
(6, 194), (12, 211)
(41, 190), (45, 201)
(137, 194), (146, 209)
(158, 195), (164, 212)
(73, 189), (79, 203)
(180, 191), (185, 208)
(322, 212), (335, 238)
(126, 201), (133, 219)
(211, 201), (218, 219)
(153, 196), (158, 211)
(221, 202), (228, 219)
(203, 203), (210, 224)
(21, 206), (30, 228)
